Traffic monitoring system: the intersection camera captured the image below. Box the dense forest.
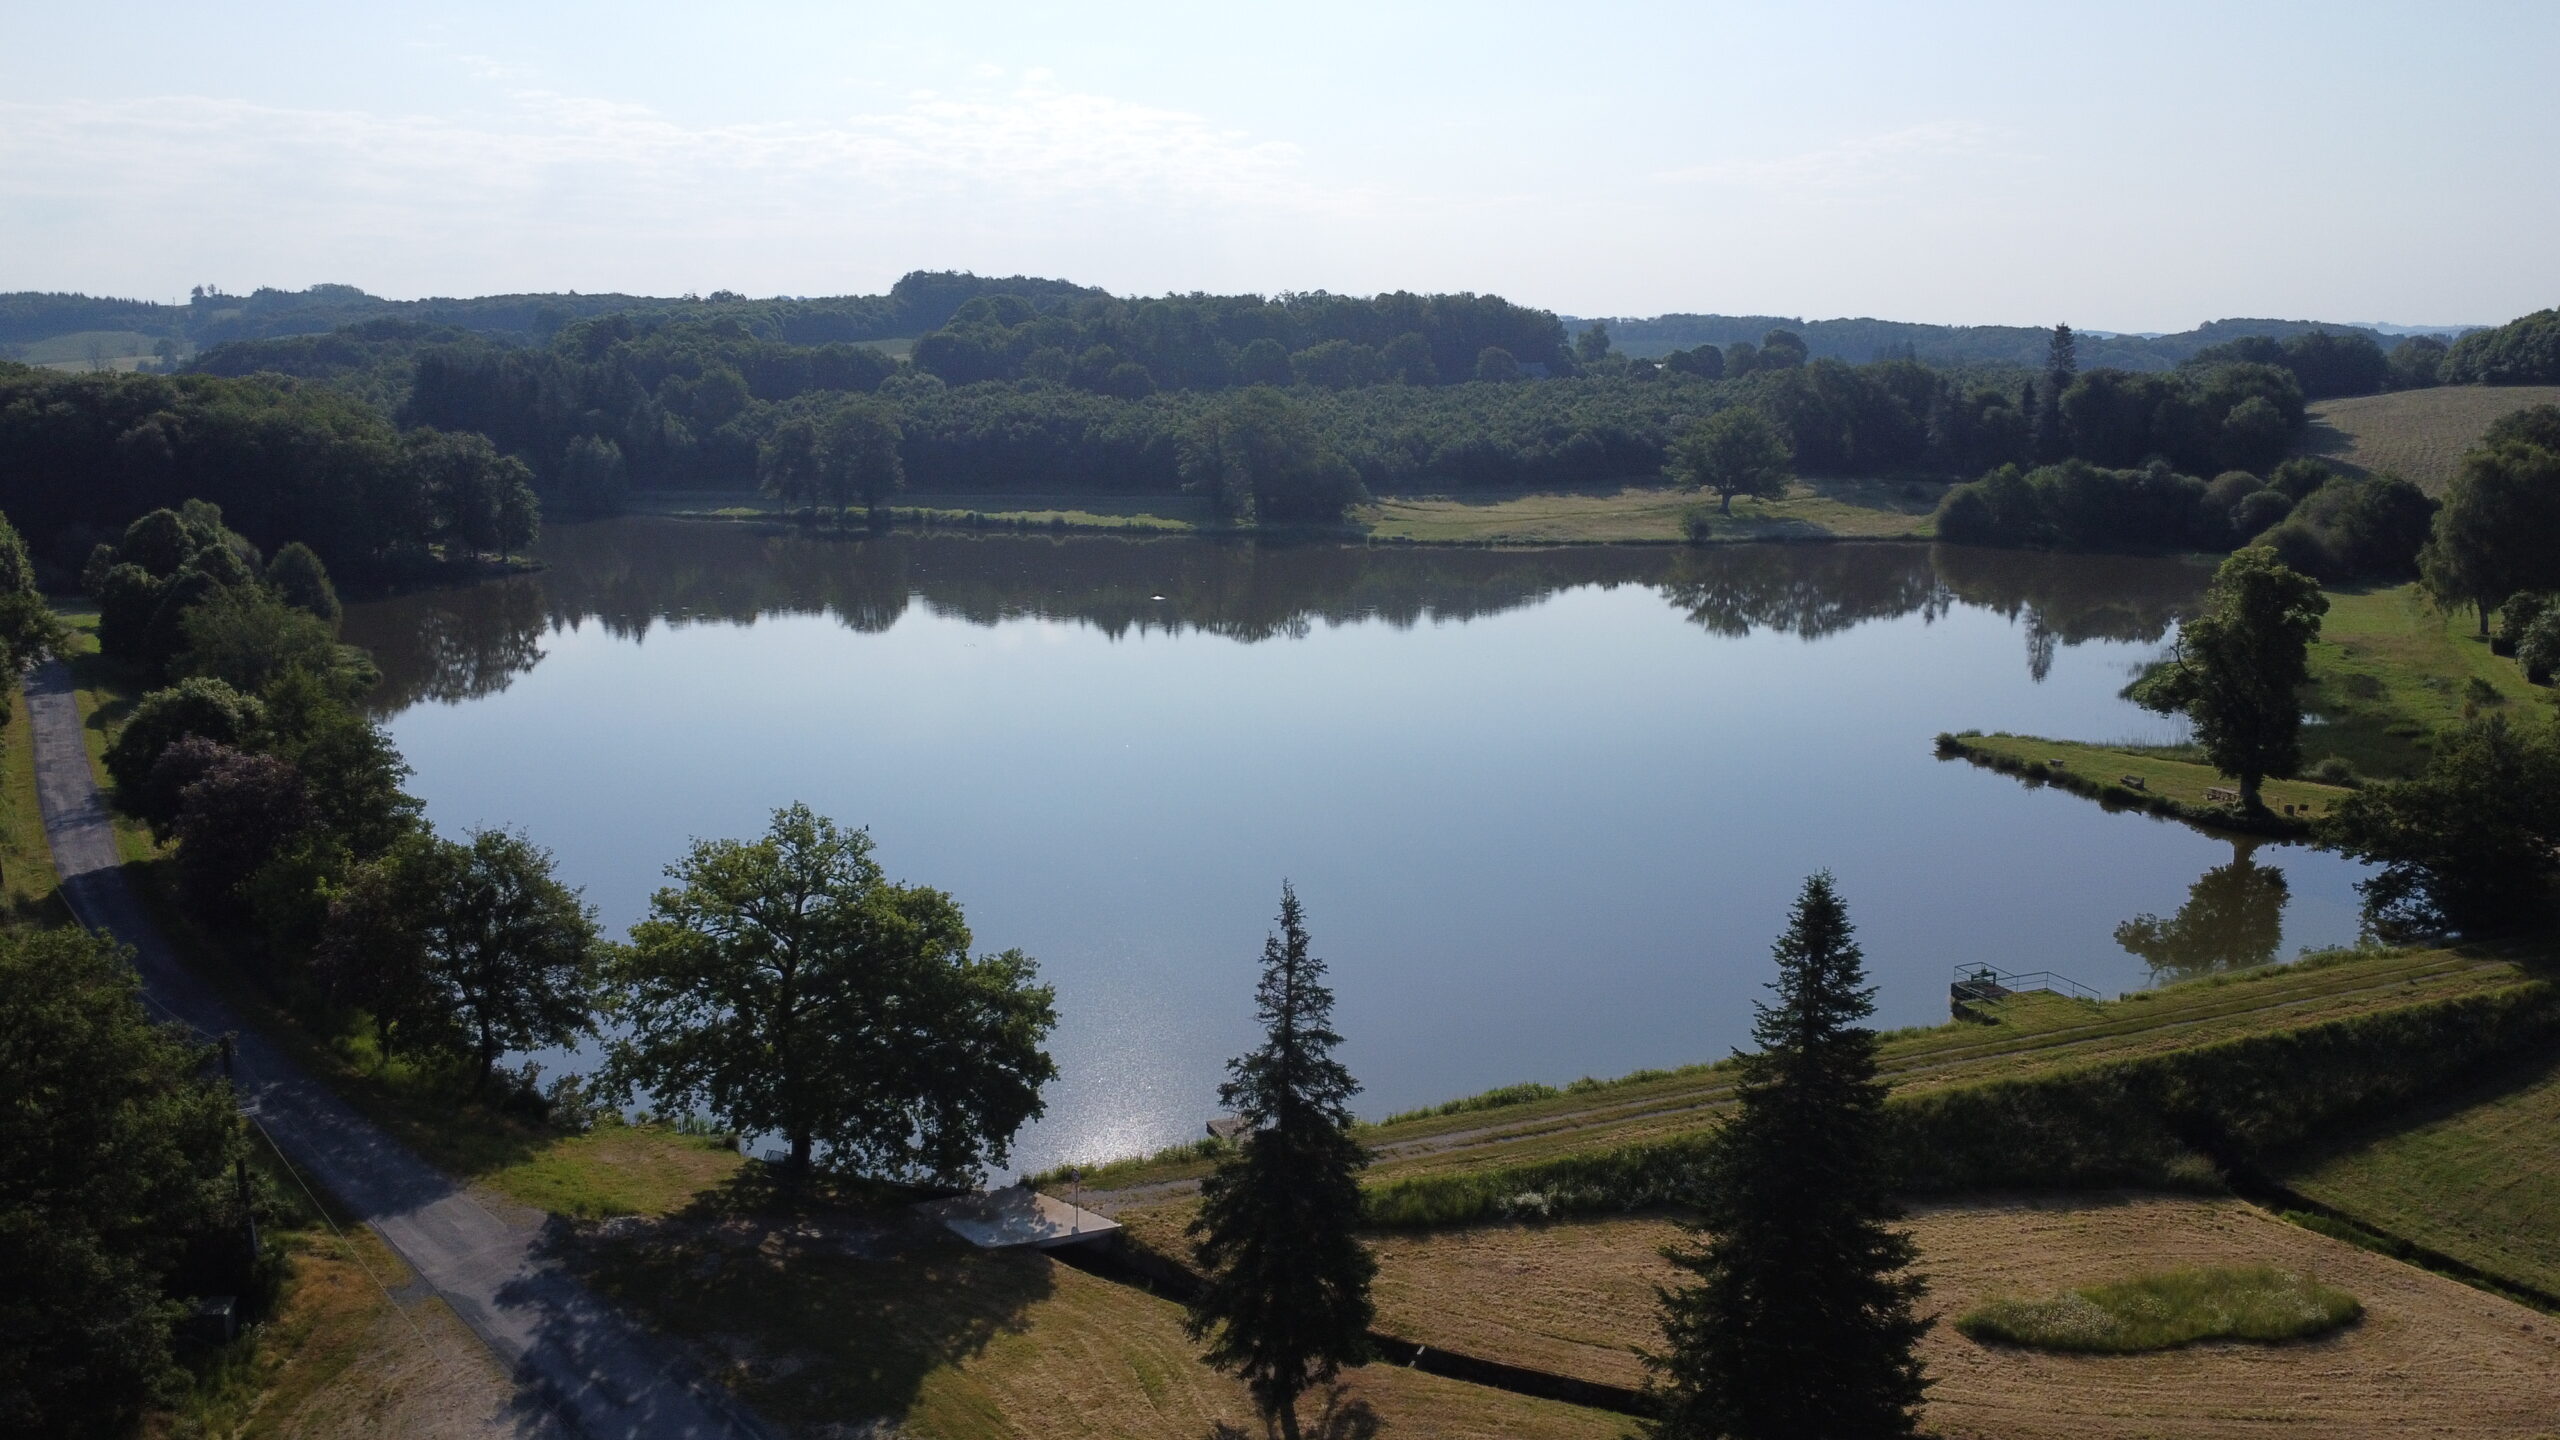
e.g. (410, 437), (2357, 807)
(7, 274), (2552, 565)
(0, 271), (1103, 350)
(146, 309), (2323, 513)
(2441, 308), (2560, 385)
(0, 368), (536, 582)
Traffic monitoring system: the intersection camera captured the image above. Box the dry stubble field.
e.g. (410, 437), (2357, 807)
(1366, 1192), (2560, 1439)
(2300, 384), (2560, 492)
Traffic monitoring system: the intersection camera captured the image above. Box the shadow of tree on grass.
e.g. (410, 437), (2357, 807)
(553, 1171), (1051, 1430)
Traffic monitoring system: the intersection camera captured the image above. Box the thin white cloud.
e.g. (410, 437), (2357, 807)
(0, 81), (1364, 286)
(1657, 120), (2009, 195)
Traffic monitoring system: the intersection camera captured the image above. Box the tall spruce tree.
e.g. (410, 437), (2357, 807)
(1187, 884), (1375, 1440)
(1648, 873), (1928, 1440)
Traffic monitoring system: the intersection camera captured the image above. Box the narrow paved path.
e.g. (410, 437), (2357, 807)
(27, 661), (767, 1440)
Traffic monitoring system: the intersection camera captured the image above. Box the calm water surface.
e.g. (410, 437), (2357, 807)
(344, 520), (2375, 1174)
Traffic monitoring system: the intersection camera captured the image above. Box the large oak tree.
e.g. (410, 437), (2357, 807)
(605, 804), (1056, 1181)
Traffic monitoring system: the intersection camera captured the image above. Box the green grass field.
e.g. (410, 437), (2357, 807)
(2, 328), (177, 372)
(1360, 476), (1943, 544)
(1940, 582), (2555, 810)
(2299, 384), (2560, 493)
(2283, 1051), (2560, 1301)
(2300, 583), (2551, 777)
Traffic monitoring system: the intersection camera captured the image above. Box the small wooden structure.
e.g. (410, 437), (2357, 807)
(2119, 774), (2147, 791)
(2205, 786), (2241, 804)
(1206, 1114), (1252, 1142)
(1949, 967), (2013, 1010)
(915, 1183), (1119, 1251)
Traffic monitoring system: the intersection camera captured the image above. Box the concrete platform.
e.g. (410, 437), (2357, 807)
(916, 1183), (1120, 1250)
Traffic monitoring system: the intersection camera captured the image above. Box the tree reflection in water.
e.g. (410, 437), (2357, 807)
(340, 518), (2214, 713)
(2113, 841), (2292, 981)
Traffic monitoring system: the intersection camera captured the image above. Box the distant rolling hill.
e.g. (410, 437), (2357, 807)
(1562, 312), (2469, 371)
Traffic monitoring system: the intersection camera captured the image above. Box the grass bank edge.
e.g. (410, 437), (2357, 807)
(1934, 731), (2340, 837)
(1050, 945), (2540, 1199)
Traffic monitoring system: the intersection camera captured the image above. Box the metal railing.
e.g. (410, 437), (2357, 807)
(1949, 964), (2103, 1002)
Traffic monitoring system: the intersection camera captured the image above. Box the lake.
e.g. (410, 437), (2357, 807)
(342, 519), (2375, 1175)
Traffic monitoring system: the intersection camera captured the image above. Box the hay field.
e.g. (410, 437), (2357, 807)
(583, 1223), (1622, 1440)
(1367, 1193), (2560, 1439)
(2300, 385), (2560, 492)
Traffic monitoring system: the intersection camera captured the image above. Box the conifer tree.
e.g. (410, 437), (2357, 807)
(1187, 883), (1374, 1440)
(2045, 322), (2078, 380)
(1648, 873), (1928, 1440)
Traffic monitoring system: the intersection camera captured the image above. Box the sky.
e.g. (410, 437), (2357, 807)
(2, 1), (2552, 330)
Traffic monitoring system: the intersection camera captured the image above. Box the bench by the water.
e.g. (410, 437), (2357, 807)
(2205, 785), (2240, 804)
(2119, 774), (2146, 790)
(916, 1183), (1119, 1250)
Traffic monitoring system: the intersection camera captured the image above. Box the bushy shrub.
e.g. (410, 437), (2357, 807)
(1956, 1267), (2360, 1352)
(103, 677), (266, 797)
(2229, 487), (2294, 540)
(2494, 591), (2554, 656)
(1937, 460), (2207, 552)
(2519, 608), (2560, 685)
(2254, 474), (2437, 581)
